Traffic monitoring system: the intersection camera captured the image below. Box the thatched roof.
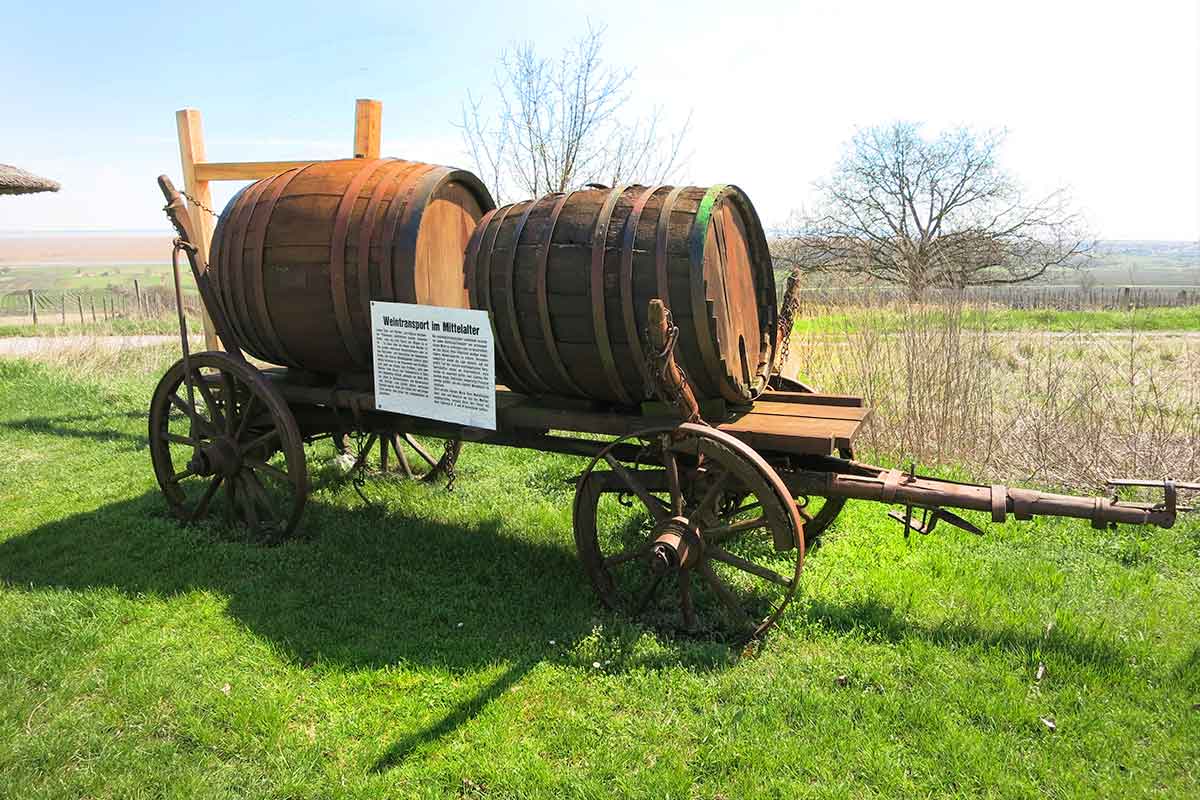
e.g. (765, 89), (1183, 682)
(0, 164), (60, 196)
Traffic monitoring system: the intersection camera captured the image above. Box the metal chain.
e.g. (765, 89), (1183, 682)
(441, 439), (459, 491)
(775, 269), (804, 374)
(180, 189), (222, 219)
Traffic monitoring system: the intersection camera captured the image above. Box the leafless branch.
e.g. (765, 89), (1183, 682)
(784, 122), (1094, 298)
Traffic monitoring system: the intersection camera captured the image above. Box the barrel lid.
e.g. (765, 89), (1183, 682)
(691, 185), (776, 401)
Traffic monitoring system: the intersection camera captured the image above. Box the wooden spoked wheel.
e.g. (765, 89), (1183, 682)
(334, 432), (462, 482)
(573, 424), (805, 641)
(149, 352), (308, 540)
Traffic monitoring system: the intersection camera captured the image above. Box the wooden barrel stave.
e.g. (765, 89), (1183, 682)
(470, 184), (776, 406)
(209, 158), (493, 374)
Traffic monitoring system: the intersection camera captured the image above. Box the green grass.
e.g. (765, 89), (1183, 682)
(793, 305), (1200, 335)
(0, 353), (1197, 798)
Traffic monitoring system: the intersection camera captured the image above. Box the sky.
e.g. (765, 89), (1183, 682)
(1, 0), (1196, 240)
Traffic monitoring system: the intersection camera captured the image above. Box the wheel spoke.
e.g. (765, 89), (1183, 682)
(239, 428), (280, 456)
(245, 458), (290, 483)
(634, 573), (664, 614)
(169, 392), (216, 437)
(662, 440), (684, 516)
(188, 476), (223, 522)
(170, 466), (195, 483)
(691, 471), (729, 523)
(393, 435), (415, 478)
(705, 515), (768, 544)
(403, 433), (439, 469)
(698, 561), (754, 631)
(707, 545), (792, 587)
(242, 470), (281, 525)
(602, 541), (651, 568)
(679, 568), (697, 630)
(603, 454), (668, 522)
(224, 472), (238, 523)
(165, 432), (202, 447)
(234, 392), (257, 441)
(219, 371), (237, 434)
(235, 474), (260, 530)
(194, 377), (226, 432)
(720, 499), (761, 521)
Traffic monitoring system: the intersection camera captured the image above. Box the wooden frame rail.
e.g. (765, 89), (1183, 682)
(175, 98), (383, 349)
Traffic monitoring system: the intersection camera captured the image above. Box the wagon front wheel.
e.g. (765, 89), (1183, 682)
(148, 352), (308, 540)
(573, 424), (805, 642)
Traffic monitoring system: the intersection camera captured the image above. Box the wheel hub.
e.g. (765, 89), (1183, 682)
(649, 515), (703, 575)
(188, 436), (241, 478)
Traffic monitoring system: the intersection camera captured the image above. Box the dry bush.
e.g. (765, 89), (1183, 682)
(785, 292), (1200, 490)
(7, 339), (191, 377)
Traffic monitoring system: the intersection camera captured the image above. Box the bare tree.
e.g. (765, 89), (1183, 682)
(460, 24), (689, 204)
(781, 123), (1092, 299)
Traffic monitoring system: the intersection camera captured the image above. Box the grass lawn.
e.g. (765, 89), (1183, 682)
(0, 351), (1197, 798)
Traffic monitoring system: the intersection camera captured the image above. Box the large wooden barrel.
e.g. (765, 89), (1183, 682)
(466, 184), (777, 406)
(209, 158), (493, 373)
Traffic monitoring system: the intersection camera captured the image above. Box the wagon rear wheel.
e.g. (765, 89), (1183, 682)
(149, 352), (308, 540)
(574, 424), (805, 642)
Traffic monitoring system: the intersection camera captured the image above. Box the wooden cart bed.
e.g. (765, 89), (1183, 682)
(496, 389), (868, 456)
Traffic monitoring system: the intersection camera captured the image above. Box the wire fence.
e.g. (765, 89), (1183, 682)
(783, 283), (1200, 312)
(1, 284), (202, 326)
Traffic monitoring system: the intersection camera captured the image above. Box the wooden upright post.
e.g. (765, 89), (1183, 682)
(176, 108), (221, 350)
(354, 99), (382, 159)
(28, 289), (37, 326)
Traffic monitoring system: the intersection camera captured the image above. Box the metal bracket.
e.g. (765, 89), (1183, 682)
(888, 506), (985, 537)
(1105, 478), (1198, 515)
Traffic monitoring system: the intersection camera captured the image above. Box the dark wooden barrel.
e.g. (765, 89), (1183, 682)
(466, 184), (777, 406)
(209, 158), (494, 373)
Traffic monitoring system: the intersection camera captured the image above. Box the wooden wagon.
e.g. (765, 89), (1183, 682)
(148, 172), (1194, 643)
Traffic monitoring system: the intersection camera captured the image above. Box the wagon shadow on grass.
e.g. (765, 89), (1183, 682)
(0, 411), (147, 448)
(0, 485), (748, 769)
(0, 487), (742, 673)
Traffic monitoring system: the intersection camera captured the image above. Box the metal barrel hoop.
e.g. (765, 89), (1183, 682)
(590, 185), (635, 405)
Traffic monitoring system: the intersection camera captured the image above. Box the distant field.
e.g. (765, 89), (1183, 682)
(0, 234), (173, 266)
(793, 305), (1200, 334)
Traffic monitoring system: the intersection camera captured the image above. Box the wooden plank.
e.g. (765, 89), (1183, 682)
(195, 160), (325, 181)
(354, 98), (382, 159)
(742, 400), (871, 423)
(175, 108), (220, 350)
(720, 411), (861, 452)
(758, 390), (864, 407)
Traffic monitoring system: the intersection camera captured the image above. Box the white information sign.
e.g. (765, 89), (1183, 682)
(370, 301), (496, 430)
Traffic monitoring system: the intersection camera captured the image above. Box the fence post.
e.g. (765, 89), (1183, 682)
(133, 280), (141, 318)
(76, 296), (84, 325)
(90, 297), (97, 323)
(61, 294), (66, 324)
(28, 289), (37, 326)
